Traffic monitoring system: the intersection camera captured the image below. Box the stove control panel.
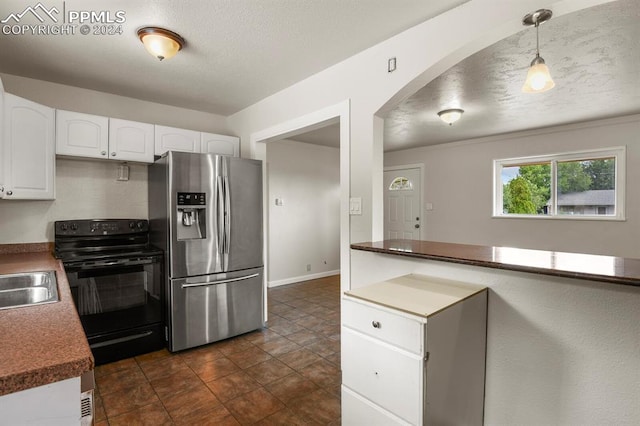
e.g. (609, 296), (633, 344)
(55, 219), (149, 236)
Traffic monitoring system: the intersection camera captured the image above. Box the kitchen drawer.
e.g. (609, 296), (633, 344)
(342, 386), (410, 426)
(342, 327), (423, 425)
(342, 297), (423, 354)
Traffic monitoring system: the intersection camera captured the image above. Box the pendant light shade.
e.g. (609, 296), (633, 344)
(437, 108), (464, 125)
(521, 9), (554, 94)
(137, 27), (185, 61)
(522, 55), (555, 93)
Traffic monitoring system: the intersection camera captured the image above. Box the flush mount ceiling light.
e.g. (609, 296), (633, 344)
(437, 108), (464, 125)
(521, 9), (555, 93)
(137, 27), (185, 61)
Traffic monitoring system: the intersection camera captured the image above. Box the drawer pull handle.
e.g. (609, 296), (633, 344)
(372, 321), (381, 329)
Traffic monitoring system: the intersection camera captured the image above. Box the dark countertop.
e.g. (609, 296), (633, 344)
(0, 245), (94, 396)
(351, 240), (640, 287)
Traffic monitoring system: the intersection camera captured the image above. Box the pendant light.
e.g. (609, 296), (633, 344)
(437, 108), (464, 125)
(521, 9), (555, 93)
(137, 27), (185, 61)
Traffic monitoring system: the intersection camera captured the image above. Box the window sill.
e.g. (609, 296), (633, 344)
(492, 214), (626, 221)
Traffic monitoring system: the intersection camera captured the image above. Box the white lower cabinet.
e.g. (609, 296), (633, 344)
(1, 93), (55, 199)
(342, 274), (488, 425)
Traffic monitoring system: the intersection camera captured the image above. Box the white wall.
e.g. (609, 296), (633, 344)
(352, 250), (640, 426)
(266, 139), (340, 286)
(0, 158), (147, 243)
(0, 73), (233, 244)
(385, 115), (640, 258)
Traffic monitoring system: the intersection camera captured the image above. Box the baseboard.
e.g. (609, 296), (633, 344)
(268, 270), (340, 288)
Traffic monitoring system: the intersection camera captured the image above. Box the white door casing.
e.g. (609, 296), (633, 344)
(384, 166), (422, 240)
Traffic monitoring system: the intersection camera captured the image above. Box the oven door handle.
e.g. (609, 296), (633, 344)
(89, 331), (154, 349)
(181, 273), (259, 289)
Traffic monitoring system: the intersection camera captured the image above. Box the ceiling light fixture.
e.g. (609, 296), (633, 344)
(137, 27), (185, 61)
(437, 108), (464, 125)
(521, 9), (555, 93)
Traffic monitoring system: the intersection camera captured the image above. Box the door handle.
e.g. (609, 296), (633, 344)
(181, 273), (259, 289)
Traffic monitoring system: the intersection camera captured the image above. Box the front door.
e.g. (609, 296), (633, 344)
(383, 167), (421, 239)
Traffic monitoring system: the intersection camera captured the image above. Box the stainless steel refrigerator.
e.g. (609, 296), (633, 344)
(149, 151), (264, 352)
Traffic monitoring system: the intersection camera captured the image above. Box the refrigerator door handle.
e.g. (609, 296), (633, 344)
(216, 176), (225, 257)
(180, 273), (260, 289)
(224, 175), (231, 254)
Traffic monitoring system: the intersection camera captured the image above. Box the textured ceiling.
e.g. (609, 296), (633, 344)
(383, 0), (640, 151)
(0, 0), (467, 115)
(2, 1), (636, 151)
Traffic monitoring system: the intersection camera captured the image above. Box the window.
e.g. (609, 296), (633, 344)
(494, 147), (625, 220)
(389, 176), (413, 191)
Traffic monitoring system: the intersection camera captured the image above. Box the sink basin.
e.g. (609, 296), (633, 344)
(0, 271), (59, 310)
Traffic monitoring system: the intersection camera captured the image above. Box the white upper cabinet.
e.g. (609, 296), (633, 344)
(57, 111), (154, 163)
(56, 110), (109, 159)
(1, 94), (55, 200)
(201, 132), (239, 157)
(154, 125), (201, 155)
(109, 118), (154, 163)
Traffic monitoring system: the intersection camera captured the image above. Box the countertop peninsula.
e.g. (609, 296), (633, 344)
(0, 245), (93, 396)
(351, 239), (640, 288)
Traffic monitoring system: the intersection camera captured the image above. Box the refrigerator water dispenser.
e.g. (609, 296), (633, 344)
(176, 192), (206, 240)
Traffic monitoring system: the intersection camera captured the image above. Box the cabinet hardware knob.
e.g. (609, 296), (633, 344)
(101, 151), (107, 155)
(6, 190), (13, 196)
(372, 321), (381, 328)
(415, 224), (420, 228)
(111, 152), (116, 157)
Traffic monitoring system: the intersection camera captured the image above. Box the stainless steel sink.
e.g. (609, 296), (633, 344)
(0, 271), (59, 310)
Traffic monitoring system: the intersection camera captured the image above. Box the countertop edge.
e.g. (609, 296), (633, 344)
(351, 241), (640, 288)
(0, 250), (94, 397)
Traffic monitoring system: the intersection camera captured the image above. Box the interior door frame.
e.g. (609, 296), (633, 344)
(249, 100), (350, 321)
(383, 163), (424, 240)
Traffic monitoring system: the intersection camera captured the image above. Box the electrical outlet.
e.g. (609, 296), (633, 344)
(306, 264), (311, 272)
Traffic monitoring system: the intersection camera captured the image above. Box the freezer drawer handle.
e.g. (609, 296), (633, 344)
(181, 273), (260, 289)
(90, 331), (154, 349)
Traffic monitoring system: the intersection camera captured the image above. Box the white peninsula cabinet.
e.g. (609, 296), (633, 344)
(342, 274), (487, 426)
(155, 125), (240, 157)
(1, 93), (55, 200)
(56, 110), (154, 163)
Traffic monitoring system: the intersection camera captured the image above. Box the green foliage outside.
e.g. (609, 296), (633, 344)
(502, 158), (614, 214)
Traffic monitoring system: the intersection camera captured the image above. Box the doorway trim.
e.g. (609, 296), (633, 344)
(249, 100), (351, 317)
(383, 163), (424, 240)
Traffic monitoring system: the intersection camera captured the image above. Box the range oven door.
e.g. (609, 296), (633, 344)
(65, 256), (164, 364)
(169, 266), (264, 352)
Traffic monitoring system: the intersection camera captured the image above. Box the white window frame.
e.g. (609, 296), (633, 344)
(493, 146), (626, 220)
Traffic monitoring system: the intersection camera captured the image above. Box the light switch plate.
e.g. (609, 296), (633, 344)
(350, 197), (362, 215)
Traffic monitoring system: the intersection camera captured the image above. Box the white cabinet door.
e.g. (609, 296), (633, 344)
(154, 125), (200, 155)
(342, 387), (410, 426)
(1, 94), (55, 200)
(342, 327), (424, 425)
(56, 110), (109, 159)
(109, 118), (154, 163)
(201, 132), (239, 157)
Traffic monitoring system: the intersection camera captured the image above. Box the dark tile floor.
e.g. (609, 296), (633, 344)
(94, 275), (341, 425)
